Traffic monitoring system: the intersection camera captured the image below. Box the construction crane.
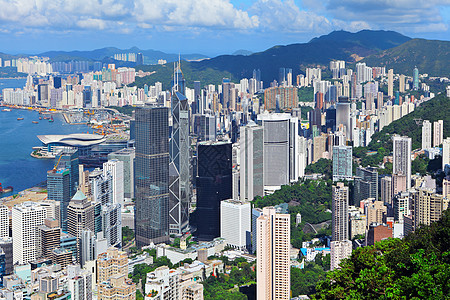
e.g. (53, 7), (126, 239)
(53, 154), (63, 172)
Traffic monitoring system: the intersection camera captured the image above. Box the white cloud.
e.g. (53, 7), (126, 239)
(77, 18), (108, 30)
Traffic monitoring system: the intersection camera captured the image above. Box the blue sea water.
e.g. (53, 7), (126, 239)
(0, 78), (27, 94)
(0, 108), (91, 197)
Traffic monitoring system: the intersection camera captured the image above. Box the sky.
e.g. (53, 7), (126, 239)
(0, 0), (449, 56)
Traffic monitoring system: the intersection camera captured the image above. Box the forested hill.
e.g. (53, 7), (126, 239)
(311, 209), (450, 299)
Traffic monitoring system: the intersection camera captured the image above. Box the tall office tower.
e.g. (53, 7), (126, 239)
(103, 160), (124, 207)
(354, 167), (378, 203)
(388, 69), (394, 98)
(393, 135), (412, 189)
(101, 204), (122, 248)
(195, 141), (232, 241)
(47, 168), (71, 232)
(330, 240), (352, 271)
(37, 218), (61, 259)
(0, 248), (5, 286)
(57, 149), (79, 197)
(377, 92), (383, 109)
(193, 114), (216, 142)
(240, 121), (264, 202)
(0, 205), (8, 238)
(108, 148), (135, 199)
(422, 120), (432, 150)
(193, 80), (201, 114)
(220, 200), (251, 250)
(443, 138), (450, 170)
(256, 207), (290, 300)
(169, 78), (191, 235)
(365, 92), (375, 111)
(399, 74), (405, 93)
(413, 67), (419, 90)
(332, 146), (352, 181)
(0, 238), (13, 276)
(136, 52), (144, 65)
(336, 96), (351, 140)
(12, 202), (47, 264)
(332, 183), (349, 241)
(135, 106), (169, 247)
(380, 176), (393, 205)
(433, 120), (443, 147)
(257, 113), (298, 189)
(67, 264), (93, 300)
(89, 169), (113, 205)
(79, 165), (90, 196)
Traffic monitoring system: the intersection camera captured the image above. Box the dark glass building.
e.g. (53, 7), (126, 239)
(135, 106), (170, 247)
(47, 168), (71, 232)
(195, 141), (232, 241)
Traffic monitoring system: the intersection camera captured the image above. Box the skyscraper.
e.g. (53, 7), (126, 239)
(0, 205), (8, 239)
(47, 168), (71, 232)
(330, 240), (352, 271)
(108, 148), (135, 199)
(135, 106), (170, 246)
(220, 200), (251, 250)
(392, 135), (412, 189)
(256, 207), (290, 300)
(388, 69), (394, 98)
(433, 120), (443, 147)
(332, 146), (353, 181)
(413, 67), (419, 90)
(354, 166), (378, 202)
(443, 137), (450, 170)
(422, 120), (432, 150)
(57, 149), (79, 197)
(240, 121), (264, 202)
(195, 141), (232, 241)
(37, 218), (61, 259)
(103, 160), (124, 207)
(336, 96), (351, 140)
(12, 202), (47, 264)
(169, 66), (191, 235)
(332, 183), (349, 242)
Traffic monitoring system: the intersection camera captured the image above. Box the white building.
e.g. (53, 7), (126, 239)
(422, 120), (432, 150)
(256, 207), (290, 300)
(67, 264), (93, 300)
(393, 135), (412, 189)
(0, 205), (8, 239)
(443, 137), (450, 170)
(12, 202), (47, 264)
(220, 200), (251, 250)
(433, 120), (444, 147)
(330, 240), (352, 271)
(332, 183), (349, 242)
(103, 160), (124, 206)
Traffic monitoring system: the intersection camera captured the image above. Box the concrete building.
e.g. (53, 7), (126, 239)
(422, 120), (432, 150)
(393, 135), (412, 189)
(366, 224), (392, 246)
(98, 274), (136, 300)
(443, 137), (450, 170)
(37, 219), (61, 259)
(413, 187), (448, 229)
(354, 167), (378, 202)
(332, 183), (349, 242)
(0, 205), (8, 239)
(103, 160), (124, 207)
(256, 207), (290, 300)
(108, 148), (135, 199)
(220, 200), (251, 250)
(240, 121), (264, 202)
(364, 200), (387, 228)
(433, 120), (443, 147)
(67, 264), (93, 300)
(330, 240), (352, 271)
(380, 176), (393, 205)
(12, 202), (47, 264)
(97, 247), (128, 283)
(332, 146), (352, 181)
(387, 69), (393, 98)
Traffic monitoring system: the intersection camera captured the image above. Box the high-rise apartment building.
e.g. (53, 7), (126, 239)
(443, 137), (450, 170)
(97, 247), (128, 283)
(169, 80), (191, 235)
(380, 176), (393, 205)
(240, 121), (264, 202)
(0, 205), (8, 239)
(393, 135), (412, 189)
(195, 141), (232, 241)
(330, 240), (352, 271)
(388, 69), (394, 98)
(135, 106), (170, 246)
(433, 120), (443, 147)
(413, 188), (448, 229)
(422, 120), (432, 150)
(67, 264), (93, 300)
(332, 146), (352, 181)
(336, 96), (351, 140)
(332, 183), (349, 241)
(12, 202), (47, 264)
(256, 207), (290, 300)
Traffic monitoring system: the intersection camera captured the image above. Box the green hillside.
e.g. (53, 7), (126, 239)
(362, 39), (450, 77)
(311, 209), (450, 299)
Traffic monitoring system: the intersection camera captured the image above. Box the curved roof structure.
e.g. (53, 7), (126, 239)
(37, 133), (106, 147)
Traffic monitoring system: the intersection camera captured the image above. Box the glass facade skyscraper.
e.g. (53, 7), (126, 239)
(47, 168), (71, 232)
(195, 141), (232, 241)
(135, 106), (170, 247)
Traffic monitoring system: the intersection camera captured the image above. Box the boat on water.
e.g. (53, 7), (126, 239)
(39, 116), (42, 120)
(32, 121), (38, 124)
(49, 116), (54, 122)
(2, 108), (11, 112)
(0, 183), (13, 194)
(17, 117), (24, 120)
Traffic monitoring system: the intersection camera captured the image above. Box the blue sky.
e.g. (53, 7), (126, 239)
(0, 0), (449, 56)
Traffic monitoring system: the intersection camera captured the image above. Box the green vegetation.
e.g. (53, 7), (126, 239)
(131, 256), (173, 292)
(363, 39), (450, 77)
(253, 179), (332, 248)
(305, 159), (332, 180)
(122, 226), (134, 245)
(298, 87), (314, 102)
(301, 106), (313, 120)
(203, 260), (255, 299)
(312, 209), (450, 299)
(108, 105), (135, 116)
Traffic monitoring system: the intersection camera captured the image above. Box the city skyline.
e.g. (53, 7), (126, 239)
(0, 0), (449, 55)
